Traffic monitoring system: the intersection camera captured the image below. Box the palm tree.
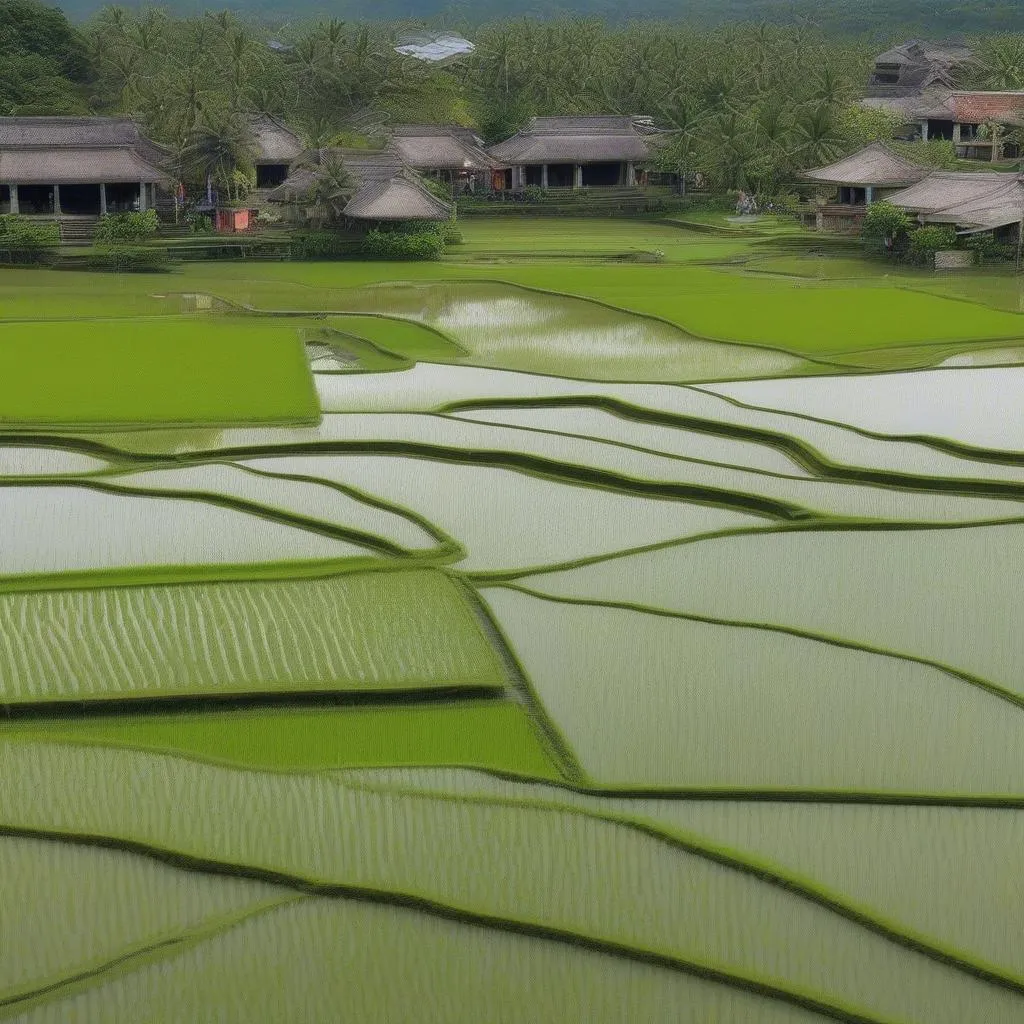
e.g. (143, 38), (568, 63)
(299, 153), (357, 228)
(179, 113), (257, 206)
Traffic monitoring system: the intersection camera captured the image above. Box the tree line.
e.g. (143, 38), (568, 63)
(6, 1), (1024, 196)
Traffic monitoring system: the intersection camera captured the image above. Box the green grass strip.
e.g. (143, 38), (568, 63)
(0, 823), (899, 1024)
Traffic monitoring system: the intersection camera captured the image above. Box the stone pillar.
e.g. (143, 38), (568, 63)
(626, 162), (636, 186)
(9, 184), (18, 215)
(952, 123), (962, 144)
(865, 186), (874, 205)
(920, 119), (929, 141)
(138, 181), (147, 212)
(574, 165), (583, 189)
(100, 183), (107, 216)
(540, 165), (548, 189)
(52, 184), (61, 216)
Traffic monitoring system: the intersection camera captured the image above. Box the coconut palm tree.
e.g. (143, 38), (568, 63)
(178, 113), (258, 206)
(298, 153), (357, 228)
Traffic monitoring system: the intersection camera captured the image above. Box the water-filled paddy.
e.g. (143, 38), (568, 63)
(4, 240), (1024, 1021)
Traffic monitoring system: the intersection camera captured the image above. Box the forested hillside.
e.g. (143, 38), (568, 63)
(7, 0), (1024, 198)
(45, 0), (1024, 35)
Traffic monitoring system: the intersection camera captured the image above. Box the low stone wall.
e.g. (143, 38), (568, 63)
(934, 250), (975, 270)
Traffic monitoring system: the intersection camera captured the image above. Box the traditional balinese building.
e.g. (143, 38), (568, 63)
(388, 124), (500, 192)
(488, 115), (664, 190)
(866, 39), (974, 97)
(249, 114), (304, 191)
(887, 171), (1024, 239)
(266, 148), (451, 224)
(0, 117), (169, 230)
(861, 90), (1024, 161)
(800, 142), (929, 231)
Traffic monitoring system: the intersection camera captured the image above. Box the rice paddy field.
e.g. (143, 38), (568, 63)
(2, 213), (1024, 1022)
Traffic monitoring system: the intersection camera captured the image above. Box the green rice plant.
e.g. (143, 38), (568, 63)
(235, 454), (767, 572)
(1, 702), (559, 778)
(706, 368), (1024, 455)
(0, 835), (288, 1009)
(0, 570), (506, 704)
(13, 898), (834, 1024)
(480, 585), (1024, 793)
(0, 319), (318, 428)
(0, 484), (371, 584)
(0, 741), (1021, 1024)
(515, 523), (1024, 699)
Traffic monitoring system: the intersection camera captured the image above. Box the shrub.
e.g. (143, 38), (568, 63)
(443, 222), (464, 245)
(0, 214), (59, 263)
(93, 210), (159, 244)
(85, 245), (170, 273)
(523, 185), (546, 203)
(907, 224), (959, 265)
(962, 232), (1016, 262)
(862, 201), (914, 259)
(362, 228), (445, 261)
(187, 214), (215, 236)
(290, 231), (358, 260)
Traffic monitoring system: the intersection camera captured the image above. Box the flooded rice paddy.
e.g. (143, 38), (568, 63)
(1, 267), (1023, 1022)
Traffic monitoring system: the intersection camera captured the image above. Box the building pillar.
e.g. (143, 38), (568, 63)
(952, 123), (962, 144)
(865, 186), (874, 205)
(540, 165), (548, 189)
(9, 184), (18, 215)
(52, 184), (61, 216)
(100, 183), (107, 216)
(920, 119), (929, 141)
(138, 181), (147, 212)
(574, 164), (583, 189)
(626, 162), (636, 186)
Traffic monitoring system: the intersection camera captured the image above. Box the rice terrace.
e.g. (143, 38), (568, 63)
(3, 4), (1024, 1019)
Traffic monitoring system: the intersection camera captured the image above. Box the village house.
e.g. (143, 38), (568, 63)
(487, 115), (664, 190)
(862, 90), (1024, 161)
(0, 116), (169, 235)
(801, 142), (929, 231)
(387, 124), (501, 193)
(886, 170), (1024, 240)
(249, 114), (304, 192)
(266, 148), (451, 224)
(866, 39), (974, 97)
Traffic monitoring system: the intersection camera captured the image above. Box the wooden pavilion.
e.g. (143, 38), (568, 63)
(388, 125), (500, 193)
(0, 117), (168, 234)
(488, 116), (664, 190)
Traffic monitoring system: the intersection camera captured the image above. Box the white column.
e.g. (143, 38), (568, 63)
(540, 165), (548, 189)
(9, 184), (18, 214)
(865, 186), (874, 205)
(952, 123), (962, 144)
(626, 162), (636, 186)
(100, 183), (107, 216)
(138, 181), (147, 211)
(52, 184), (61, 216)
(574, 165), (583, 188)
(920, 119), (929, 141)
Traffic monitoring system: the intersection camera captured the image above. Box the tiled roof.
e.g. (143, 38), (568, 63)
(950, 92), (1024, 126)
(489, 116), (662, 165)
(802, 143), (929, 187)
(0, 147), (168, 184)
(267, 147), (450, 221)
(249, 114), (303, 164)
(389, 124), (497, 170)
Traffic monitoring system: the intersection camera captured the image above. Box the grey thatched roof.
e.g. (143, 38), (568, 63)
(267, 147), (450, 221)
(249, 114), (303, 164)
(802, 143), (929, 187)
(389, 124), (498, 171)
(0, 147), (167, 184)
(489, 115), (662, 165)
(924, 177), (1024, 230)
(0, 116), (170, 184)
(886, 171), (1018, 212)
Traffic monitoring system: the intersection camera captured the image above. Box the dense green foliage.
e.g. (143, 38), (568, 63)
(908, 224), (960, 265)
(84, 243), (171, 272)
(0, 213), (59, 263)
(93, 210), (160, 244)
(362, 226), (445, 260)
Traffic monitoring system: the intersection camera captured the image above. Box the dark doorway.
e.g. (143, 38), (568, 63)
(525, 165), (543, 187)
(256, 163), (290, 188)
(582, 162), (622, 187)
(547, 163), (574, 187)
(60, 184), (102, 215)
(839, 186), (867, 205)
(928, 119), (955, 140)
(0, 185), (8, 214)
(18, 185), (54, 215)
(106, 183), (141, 213)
